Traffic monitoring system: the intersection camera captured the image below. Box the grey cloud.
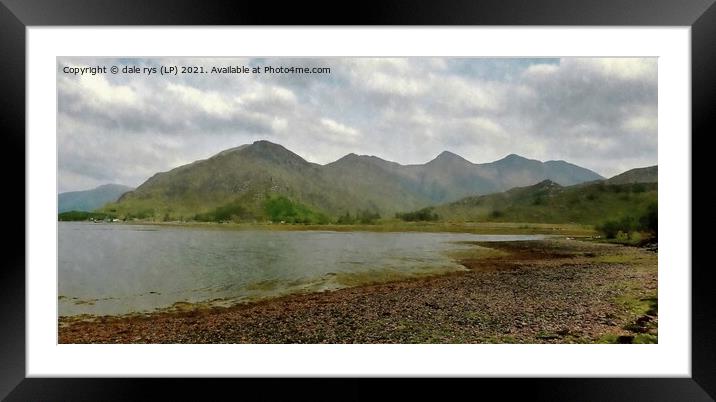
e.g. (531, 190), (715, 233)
(57, 57), (657, 192)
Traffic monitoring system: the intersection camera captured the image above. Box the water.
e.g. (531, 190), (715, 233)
(58, 222), (546, 316)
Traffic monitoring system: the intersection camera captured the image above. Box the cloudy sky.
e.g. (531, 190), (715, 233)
(57, 57), (657, 193)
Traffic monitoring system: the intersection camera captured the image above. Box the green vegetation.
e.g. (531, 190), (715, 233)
(356, 210), (381, 224)
(195, 201), (252, 223)
(640, 202), (658, 237)
(190, 196), (330, 224)
(616, 295), (658, 318)
(336, 212), (355, 224)
(264, 196), (329, 224)
(633, 334), (658, 344)
(437, 181), (657, 229)
(122, 209), (156, 221)
(334, 210), (382, 224)
(396, 206), (439, 222)
(91, 180), (656, 235)
(58, 210), (116, 221)
(596, 201), (657, 240)
(595, 249), (658, 344)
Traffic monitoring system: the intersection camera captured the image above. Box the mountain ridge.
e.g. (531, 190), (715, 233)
(59, 184), (134, 213)
(606, 165), (657, 185)
(103, 140), (610, 221)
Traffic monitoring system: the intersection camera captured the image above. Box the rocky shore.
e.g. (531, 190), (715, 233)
(59, 239), (657, 344)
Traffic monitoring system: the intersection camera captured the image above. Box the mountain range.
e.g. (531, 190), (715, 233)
(58, 184), (134, 213)
(103, 140), (606, 220)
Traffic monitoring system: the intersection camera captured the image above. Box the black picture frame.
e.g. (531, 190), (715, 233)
(2, 0), (713, 400)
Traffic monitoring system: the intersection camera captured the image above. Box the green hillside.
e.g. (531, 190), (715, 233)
(99, 140), (606, 222)
(103, 141), (429, 221)
(434, 180), (657, 226)
(193, 195), (330, 224)
(606, 166), (657, 185)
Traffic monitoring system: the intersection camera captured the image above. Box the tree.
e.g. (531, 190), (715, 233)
(337, 212), (355, 224)
(639, 202), (658, 238)
(396, 207), (439, 222)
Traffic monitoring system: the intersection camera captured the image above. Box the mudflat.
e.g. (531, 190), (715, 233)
(58, 239), (657, 344)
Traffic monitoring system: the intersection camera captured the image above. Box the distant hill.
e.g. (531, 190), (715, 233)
(435, 179), (657, 225)
(326, 151), (604, 205)
(58, 184), (134, 213)
(606, 166), (657, 185)
(103, 140), (605, 221)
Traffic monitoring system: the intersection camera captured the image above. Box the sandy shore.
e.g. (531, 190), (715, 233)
(59, 239), (657, 344)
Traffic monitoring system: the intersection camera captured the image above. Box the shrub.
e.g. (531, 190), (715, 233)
(133, 209), (154, 220)
(58, 211), (115, 221)
(639, 202), (658, 238)
(598, 202), (657, 239)
(598, 216), (637, 239)
(212, 202), (250, 222)
(632, 183), (647, 193)
(396, 207), (439, 222)
(264, 196), (328, 224)
(490, 210), (504, 219)
(336, 212), (355, 224)
(356, 209), (381, 224)
(598, 220), (621, 239)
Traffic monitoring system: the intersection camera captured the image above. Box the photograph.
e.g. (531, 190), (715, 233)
(56, 56), (659, 345)
(2, 0), (710, 397)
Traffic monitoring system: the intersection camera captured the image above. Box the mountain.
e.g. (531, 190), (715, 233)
(435, 179), (657, 225)
(111, 141), (429, 220)
(58, 184), (134, 213)
(322, 153), (431, 213)
(486, 154), (604, 190)
(103, 140), (605, 221)
(325, 151), (604, 204)
(606, 166), (657, 185)
(114, 140), (340, 219)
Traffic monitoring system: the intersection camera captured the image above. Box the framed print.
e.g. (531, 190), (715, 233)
(3, 0), (715, 400)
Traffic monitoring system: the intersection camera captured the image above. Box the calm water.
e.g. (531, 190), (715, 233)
(58, 222), (546, 316)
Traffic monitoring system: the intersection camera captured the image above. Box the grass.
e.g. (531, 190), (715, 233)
(575, 237), (658, 345)
(332, 265), (466, 288)
(597, 334), (624, 344)
(596, 249), (658, 344)
(438, 182), (657, 227)
(616, 295), (658, 317)
(598, 333), (658, 344)
(99, 177), (655, 235)
(633, 334), (658, 344)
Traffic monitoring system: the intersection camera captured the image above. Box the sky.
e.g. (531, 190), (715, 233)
(57, 57), (657, 193)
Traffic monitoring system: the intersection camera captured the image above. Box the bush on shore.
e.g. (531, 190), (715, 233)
(597, 202), (657, 240)
(396, 207), (439, 222)
(58, 211), (116, 221)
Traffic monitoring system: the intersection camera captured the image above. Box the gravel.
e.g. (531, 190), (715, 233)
(59, 239), (657, 344)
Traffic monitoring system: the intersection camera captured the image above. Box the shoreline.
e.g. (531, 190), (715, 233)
(59, 219), (597, 236)
(59, 239), (657, 344)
